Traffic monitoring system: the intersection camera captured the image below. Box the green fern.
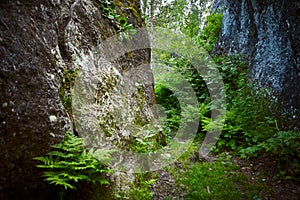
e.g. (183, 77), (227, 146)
(33, 132), (111, 190)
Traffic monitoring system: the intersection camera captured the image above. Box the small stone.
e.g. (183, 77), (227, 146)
(2, 102), (8, 108)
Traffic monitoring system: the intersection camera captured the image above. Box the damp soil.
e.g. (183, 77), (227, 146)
(151, 154), (300, 200)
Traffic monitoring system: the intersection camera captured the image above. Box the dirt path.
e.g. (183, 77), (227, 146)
(150, 155), (300, 200)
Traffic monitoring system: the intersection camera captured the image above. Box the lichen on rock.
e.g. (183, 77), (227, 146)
(0, 0), (153, 198)
(212, 0), (300, 129)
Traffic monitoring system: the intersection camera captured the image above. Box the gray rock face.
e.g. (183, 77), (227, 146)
(0, 0), (152, 198)
(212, 0), (300, 129)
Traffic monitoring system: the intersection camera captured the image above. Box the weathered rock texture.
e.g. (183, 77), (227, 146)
(0, 0), (152, 199)
(212, 0), (300, 129)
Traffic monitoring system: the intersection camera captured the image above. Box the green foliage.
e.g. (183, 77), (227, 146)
(155, 83), (181, 133)
(212, 55), (248, 103)
(60, 68), (78, 114)
(116, 173), (156, 200)
(182, 161), (264, 200)
(198, 13), (223, 52)
(98, 0), (117, 19)
(130, 131), (163, 153)
(215, 85), (278, 151)
(98, 0), (137, 40)
(199, 55), (279, 152)
(200, 54), (300, 177)
(147, 0), (210, 36)
(153, 49), (210, 140)
(166, 149), (268, 199)
(240, 131), (300, 177)
(34, 132), (111, 190)
(118, 17), (138, 40)
(129, 173), (156, 200)
(260, 131), (300, 157)
(153, 11), (298, 180)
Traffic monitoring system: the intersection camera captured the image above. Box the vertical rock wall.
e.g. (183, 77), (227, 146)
(212, 0), (300, 129)
(0, 0), (152, 198)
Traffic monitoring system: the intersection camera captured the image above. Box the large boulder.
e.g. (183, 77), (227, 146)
(212, 0), (300, 129)
(0, 0), (152, 198)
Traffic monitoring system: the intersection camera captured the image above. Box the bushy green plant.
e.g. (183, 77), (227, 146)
(260, 131), (300, 157)
(240, 131), (300, 176)
(129, 126), (166, 153)
(98, 0), (118, 19)
(117, 17), (137, 40)
(154, 50), (211, 140)
(198, 13), (223, 52)
(199, 55), (279, 152)
(212, 55), (248, 104)
(153, 10), (298, 182)
(34, 132), (111, 190)
(217, 84), (279, 151)
(155, 83), (181, 133)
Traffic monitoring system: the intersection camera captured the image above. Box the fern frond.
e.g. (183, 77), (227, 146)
(33, 131), (111, 190)
(48, 151), (76, 158)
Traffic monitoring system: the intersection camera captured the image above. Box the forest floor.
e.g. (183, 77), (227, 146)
(150, 151), (300, 200)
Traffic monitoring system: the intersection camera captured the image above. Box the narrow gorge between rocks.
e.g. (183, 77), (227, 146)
(0, 0), (299, 199)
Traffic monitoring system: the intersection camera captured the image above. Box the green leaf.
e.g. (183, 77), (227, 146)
(108, 14), (115, 20)
(127, 28), (137, 35)
(33, 132), (111, 190)
(118, 17), (127, 26)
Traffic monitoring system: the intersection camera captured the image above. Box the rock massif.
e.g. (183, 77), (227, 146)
(0, 0), (152, 199)
(212, 0), (300, 129)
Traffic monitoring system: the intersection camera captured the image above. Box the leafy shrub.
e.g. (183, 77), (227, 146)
(219, 83), (279, 151)
(129, 124), (166, 153)
(198, 13), (223, 52)
(240, 131), (300, 176)
(153, 50), (211, 139)
(155, 84), (181, 133)
(199, 55), (280, 152)
(34, 132), (111, 190)
(261, 131), (300, 157)
(153, 11), (298, 181)
(212, 55), (248, 104)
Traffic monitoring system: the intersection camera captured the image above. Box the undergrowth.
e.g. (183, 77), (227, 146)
(154, 11), (300, 186)
(34, 132), (111, 195)
(44, 6), (300, 200)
